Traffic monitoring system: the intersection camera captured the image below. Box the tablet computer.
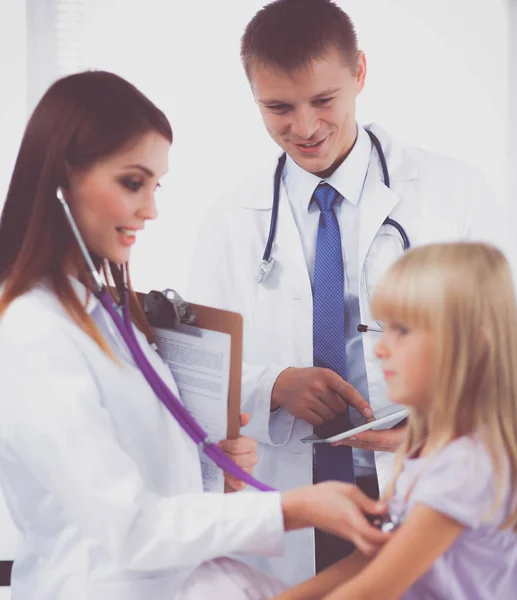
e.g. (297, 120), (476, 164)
(301, 404), (409, 444)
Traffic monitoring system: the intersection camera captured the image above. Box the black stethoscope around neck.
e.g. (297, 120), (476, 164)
(257, 129), (411, 285)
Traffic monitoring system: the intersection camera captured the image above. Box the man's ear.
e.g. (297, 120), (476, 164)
(356, 50), (367, 94)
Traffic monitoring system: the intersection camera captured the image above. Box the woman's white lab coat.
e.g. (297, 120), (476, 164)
(188, 123), (515, 586)
(0, 280), (287, 599)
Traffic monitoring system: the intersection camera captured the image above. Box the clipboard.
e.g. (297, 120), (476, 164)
(137, 288), (243, 492)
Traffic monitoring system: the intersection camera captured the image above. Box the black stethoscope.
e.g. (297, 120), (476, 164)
(257, 129), (410, 286)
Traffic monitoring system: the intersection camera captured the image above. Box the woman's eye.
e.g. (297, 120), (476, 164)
(122, 179), (143, 192)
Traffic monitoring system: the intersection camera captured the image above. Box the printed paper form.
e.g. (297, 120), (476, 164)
(152, 324), (231, 493)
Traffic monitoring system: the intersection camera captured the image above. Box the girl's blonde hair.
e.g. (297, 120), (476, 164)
(371, 242), (517, 529)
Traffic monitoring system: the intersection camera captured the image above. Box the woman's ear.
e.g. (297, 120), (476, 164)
(56, 184), (70, 206)
(56, 162), (71, 198)
(58, 161), (77, 202)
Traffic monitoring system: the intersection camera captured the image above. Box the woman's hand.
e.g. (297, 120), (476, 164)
(219, 413), (258, 491)
(281, 482), (391, 557)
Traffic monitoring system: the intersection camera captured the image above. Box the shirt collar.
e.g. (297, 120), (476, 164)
(283, 124), (372, 210)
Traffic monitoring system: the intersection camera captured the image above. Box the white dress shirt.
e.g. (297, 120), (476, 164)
(283, 124), (375, 477)
(0, 279), (285, 599)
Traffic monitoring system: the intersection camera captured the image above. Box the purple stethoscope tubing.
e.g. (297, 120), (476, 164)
(56, 186), (274, 492)
(98, 288), (275, 492)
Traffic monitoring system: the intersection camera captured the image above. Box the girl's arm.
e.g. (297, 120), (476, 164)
(324, 503), (465, 600)
(275, 551), (371, 600)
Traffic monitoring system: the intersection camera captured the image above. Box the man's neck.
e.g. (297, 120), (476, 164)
(312, 126), (358, 179)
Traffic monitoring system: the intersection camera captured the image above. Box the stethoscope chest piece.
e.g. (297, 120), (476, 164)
(257, 256), (275, 283)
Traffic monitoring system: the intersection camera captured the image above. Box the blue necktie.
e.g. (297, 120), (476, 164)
(312, 183), (355, 486)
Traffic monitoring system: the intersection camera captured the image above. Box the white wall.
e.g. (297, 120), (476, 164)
(353, 0), (509, 203)
(0, 1), (27, 210)
(510, 0), (517, 230)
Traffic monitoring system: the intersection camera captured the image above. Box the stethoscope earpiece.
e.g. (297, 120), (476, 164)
(56, 186), (65, 203)
(55, 185), (105, 294)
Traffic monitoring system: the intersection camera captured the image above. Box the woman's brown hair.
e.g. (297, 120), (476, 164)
(0, 70), (173, 353)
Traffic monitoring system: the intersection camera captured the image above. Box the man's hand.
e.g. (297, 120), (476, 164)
(271, 367), (372, 425)
(281, 482), (391, 557)
(220, 413), (258, 491)
(331, 425), (406, 453)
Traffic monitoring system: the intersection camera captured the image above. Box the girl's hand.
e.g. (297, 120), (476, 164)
(219, 413), (258, 491)
(282, 482), (391, 557)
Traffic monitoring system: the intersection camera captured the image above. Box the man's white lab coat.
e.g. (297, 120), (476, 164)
(188, 124), (514, 586)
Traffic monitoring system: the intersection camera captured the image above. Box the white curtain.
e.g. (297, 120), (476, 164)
(27, 0), (86, 113)
(509, 0), (517, 228)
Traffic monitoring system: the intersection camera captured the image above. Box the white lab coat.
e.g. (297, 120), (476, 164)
(188, 123), (515, 586)
(0, 279), (287, 599)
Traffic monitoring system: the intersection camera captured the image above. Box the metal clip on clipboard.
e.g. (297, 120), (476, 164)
(143, 288), (197, 328)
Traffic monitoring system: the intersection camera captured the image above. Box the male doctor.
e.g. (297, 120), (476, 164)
(188, 0), (513, 586)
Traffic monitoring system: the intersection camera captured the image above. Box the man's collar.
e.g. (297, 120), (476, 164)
(285, 125), (373, 210)
(241, 123), (419, 210)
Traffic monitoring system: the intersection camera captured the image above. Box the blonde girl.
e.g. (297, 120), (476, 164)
(277, 241), (517, 600)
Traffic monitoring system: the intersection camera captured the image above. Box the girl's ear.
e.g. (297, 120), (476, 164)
(467, 330), (490, 392)
(476, 330), (490, 366)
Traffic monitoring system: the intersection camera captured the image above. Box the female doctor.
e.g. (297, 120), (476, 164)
(0, 71), (389, 600)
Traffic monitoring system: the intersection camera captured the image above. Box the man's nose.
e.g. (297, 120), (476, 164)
(290, 107), (319, 140)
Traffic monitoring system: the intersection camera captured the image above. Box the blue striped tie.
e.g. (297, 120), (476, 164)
(312, 183), (355, 485)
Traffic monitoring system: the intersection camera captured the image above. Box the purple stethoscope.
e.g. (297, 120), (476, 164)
(57, 187), (274, 492)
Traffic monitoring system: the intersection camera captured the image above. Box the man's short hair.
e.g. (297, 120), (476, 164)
(241, 0), (359, 80)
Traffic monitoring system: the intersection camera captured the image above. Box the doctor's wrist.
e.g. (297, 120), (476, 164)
(281, 489), (308, 531)
(270, 367), (294, 411)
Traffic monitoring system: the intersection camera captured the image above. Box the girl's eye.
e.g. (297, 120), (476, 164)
(122, 178), (143, 192)
(387, 322), (409, 336)
(395, 324), (409, 335)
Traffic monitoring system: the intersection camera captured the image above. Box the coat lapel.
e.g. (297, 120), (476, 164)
(358, 124), (419, 274)
(271, 180), (312, 300)
(357, 166), (402, 273)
